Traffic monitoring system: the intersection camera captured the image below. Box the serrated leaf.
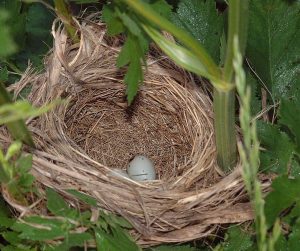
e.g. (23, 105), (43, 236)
(102, 5), (125, 36)
(246, 70), (262, 116)
(66, 189), (97, 207)
(265, 175), (300, 227)
(280, 98), (300, 149)
(0, 65), (9, 82)
(12, 216), (67, 241)
(55, 232), (93, 251)
(257, 121), (295, 174)
(2, 231), (21, 244)
(247, 0), (300, 98)
(223, 226), (253, 251)
(18, 173), (35, 188)
(16, 154), (32, 174)
(46, 188), (74, 217)
(124, 57), (143, 104)
(117, 36), (135, 68)
(171, 0), (224, 64)
(287, 220), (300, 250)
(148, 0), (172, 19)
(0, 216), (15, 228)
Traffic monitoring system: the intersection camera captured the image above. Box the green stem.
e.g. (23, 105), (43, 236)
(214, 0), (249, 172)
(213, 88), (236, 172)
(54, 0), (79, 43)
(0, 82), (35, 147)
(223, 0), (249, 82)
(121, 0), (221, 78)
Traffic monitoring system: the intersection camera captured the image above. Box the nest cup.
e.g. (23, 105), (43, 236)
(0, 20), (254, 246)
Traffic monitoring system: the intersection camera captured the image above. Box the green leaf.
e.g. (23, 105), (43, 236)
(0, 216), (15, 228)
(124, 57), (143, 104)
(247, 0), (300, 98)
(46, 188), (73, 217)
(288, 220), (300, 250)
(117, 36), (135, 68)
(12, 216), (67, 241)
(147, 0), (172, 19)
(69, 0), (98, 3)
(1, 231), (21, 244)
(102, 5), (125, 36)
(66, 189), (97, 207)
(55, 232), (93, 251)
(222, 226), (253, 251)
(0, 10), (17, 57)
(246, 70), (262, 116)
(0, 65), (9, 82)
(280, 98), (300, 149)
(257, 121), (295, 174)
(265, 175), (300, 227)
(5, 141), (22, 161)
(171, 0), (224, 64)
(16, 155), (32, 174)
(143, 25), (232, 91)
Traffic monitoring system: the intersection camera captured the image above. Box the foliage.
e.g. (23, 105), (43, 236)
(0, 0), (300, 250)
(0, 187), (140, 251)
(247, 0), (300, 99)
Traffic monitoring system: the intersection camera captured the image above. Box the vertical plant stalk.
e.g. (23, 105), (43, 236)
(214, 0), (249, 172)
(234, 37), (280, 251)
(213, 88), (236, 170)
(54, 0), (79, 43)
(0, 82), (34, 147)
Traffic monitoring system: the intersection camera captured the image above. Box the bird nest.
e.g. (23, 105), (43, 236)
(0, 20), (255, 246)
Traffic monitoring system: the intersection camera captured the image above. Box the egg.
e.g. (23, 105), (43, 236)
(127, 155), (156, 181)
(109, 168), (130, 179)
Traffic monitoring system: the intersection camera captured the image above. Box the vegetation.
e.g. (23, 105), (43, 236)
(0, 0), (299, 250)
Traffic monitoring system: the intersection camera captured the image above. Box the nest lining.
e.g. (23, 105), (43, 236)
(0, 19), (257, 246)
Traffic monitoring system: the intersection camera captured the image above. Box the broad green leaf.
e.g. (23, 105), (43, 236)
(265, 175), (300, 227)
(247, 0), (300, 98)
(280, 98), (300, 149)
(46, 188), (75, 217)
(246, 70), (262, 116)
(222, 226), (253, 251)
(66, 189), (97, 207)
(257, 121), (295, 174)
(171, 0), (224, 64)
(17, 173), (35, 188)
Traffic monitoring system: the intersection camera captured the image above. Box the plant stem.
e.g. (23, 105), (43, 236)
(54, 0), (79, 43)
(214, 0), (249, 172)
(121, 0), (221, 79)
(213, 88), (236, 171)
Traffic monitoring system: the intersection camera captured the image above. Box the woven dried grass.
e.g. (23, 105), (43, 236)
(0, 19), (257, 246)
